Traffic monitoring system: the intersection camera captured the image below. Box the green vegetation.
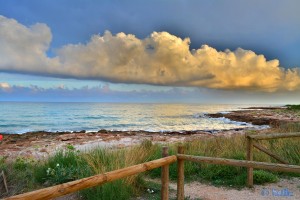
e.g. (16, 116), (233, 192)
(1, 124), (300, 199)
(34, 149), (82, 185)
(253, 170), (278, 184)
(286, 104), (300, 110)
(274, 104), (300, 118)
(146, 133), (298, 188)
(274, 122), (300, 133)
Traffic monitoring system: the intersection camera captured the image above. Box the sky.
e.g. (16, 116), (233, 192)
(0, 0), (300, 103)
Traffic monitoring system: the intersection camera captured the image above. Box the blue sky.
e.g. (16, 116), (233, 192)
(0, 0), (300, 103)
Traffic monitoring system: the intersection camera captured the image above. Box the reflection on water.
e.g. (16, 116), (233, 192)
(0, 102), (268, 134)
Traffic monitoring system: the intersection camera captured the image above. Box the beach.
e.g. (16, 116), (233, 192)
(1, 106), (299, 160)
(1, 105), (300, 199)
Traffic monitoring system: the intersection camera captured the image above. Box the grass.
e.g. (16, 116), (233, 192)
(146, 133), (297, 188)
(1, 122), (300, 199)
(273, 122), (300, 133)
(286, 104), (300, 110)
(273, 104), (300, 118)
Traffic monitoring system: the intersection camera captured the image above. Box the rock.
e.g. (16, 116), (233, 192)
(102, 136), (115, 141)
(57, 134), (76, 141)
(208, 113), (224, 118)
(98, 129), (108, 133)
(39, 148), (48, 153)
(152, 136), (167, 141)
(8, 140), (17, 144)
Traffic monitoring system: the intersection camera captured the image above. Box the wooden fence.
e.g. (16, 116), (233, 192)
(4, 155), (177, 200)
(246, 132), (300, 187)
(3, 132), (300, 200)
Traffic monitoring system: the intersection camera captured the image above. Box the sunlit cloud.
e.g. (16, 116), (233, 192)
(0, 82), (11, 91)
(0, 15), (300, 92)
(0, 16), (60, 74)
(0, 82), (10, 88)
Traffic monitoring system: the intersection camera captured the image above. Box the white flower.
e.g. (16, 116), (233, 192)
(147, 189), (154, 194)
(56, 163), (60, 167)
(46, 168), (51, 175)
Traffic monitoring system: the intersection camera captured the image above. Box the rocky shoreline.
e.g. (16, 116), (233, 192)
(1, 106), (299, 161)
(208, 106), (299, 126)
(0, 129), (244, 161)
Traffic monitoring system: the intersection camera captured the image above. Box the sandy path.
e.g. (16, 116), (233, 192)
(166, 178), (300, 200)
(54, 177), (300, 200)
(141, 177), (300, 200)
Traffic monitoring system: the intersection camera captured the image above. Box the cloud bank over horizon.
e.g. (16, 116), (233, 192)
(1, 15), (300, 92)
(1, 81), (299, 104)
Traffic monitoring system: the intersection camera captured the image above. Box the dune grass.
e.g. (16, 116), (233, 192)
(1, 123), (300, 199)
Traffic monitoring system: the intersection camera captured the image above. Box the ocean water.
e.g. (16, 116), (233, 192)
(0, 102), (269, 134)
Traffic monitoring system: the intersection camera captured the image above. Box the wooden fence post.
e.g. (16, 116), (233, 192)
(1, 170), (8, 193)
(177, 145), (184, 200)
(247, 136), (254, 187)
(161, 146), (169, 200)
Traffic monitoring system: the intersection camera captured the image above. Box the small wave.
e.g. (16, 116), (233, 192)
(15, 129), (34, 134)
(111, 123), (139, 128)
(143, 129), (159, 132)
(159, 115), (191, 119)
(219, 111), (231, 114)
(0, 124), (28, 128)
(214, 117), (252, 126)
(193, 112), (208, 118)
(84, 116), (106, 120)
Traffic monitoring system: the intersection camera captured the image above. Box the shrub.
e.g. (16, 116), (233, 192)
(80, 180), (133, 200)
(45, 163), (79, 184)
(253, 170), (278, 184)
(286, 104), (300, 110)
(34, 148), (84, 185)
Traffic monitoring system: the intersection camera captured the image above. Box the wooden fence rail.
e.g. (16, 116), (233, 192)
(176, 145), (300, 200)
(177, 154), (300, 173)
(252, 141), (288, 164)
(246, 132), (300, 187)
(248, 132), (300, 140)
(4, 155), (177, 200)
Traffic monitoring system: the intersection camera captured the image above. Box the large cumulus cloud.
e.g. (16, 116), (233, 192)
(0, 16), (60, 74)
(0, 15), (300, 92)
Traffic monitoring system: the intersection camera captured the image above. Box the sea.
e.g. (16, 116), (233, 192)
(0, 102), (272, 134)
